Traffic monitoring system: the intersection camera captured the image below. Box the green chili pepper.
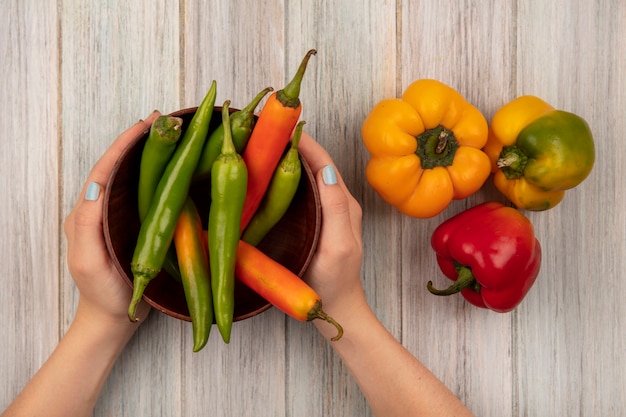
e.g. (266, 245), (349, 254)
(138, 115), (183, 219)
(174, 196), (213, 352)
(137, 115), (184, 281)
(208, 100), (248, 343)
(242, 121), (304, 247)
(194, 86), (273, 180)
(160, 245), (183, 282)
(128, 81), (217, 322)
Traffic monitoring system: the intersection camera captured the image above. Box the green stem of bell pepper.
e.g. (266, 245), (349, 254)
(427, 266), (481, 295)
(208, 101), (248, 343)
(496, 145), (529, 179)
(415, 125), (459, 169)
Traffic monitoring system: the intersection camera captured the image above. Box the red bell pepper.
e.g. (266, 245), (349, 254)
(427, 201), (541, 312)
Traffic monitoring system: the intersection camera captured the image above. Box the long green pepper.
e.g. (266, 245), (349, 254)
(241, 121), (305, 247)
(194, 86), (273, 179)
(137, 115), (183, 220)
(128, 81), (217, 322)
(137, 115), (184, 282)
(208, 101), (248, 343)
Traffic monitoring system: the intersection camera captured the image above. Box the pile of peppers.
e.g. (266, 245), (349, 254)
(128, 49), (343, 351)
(362, 79), (596, 311)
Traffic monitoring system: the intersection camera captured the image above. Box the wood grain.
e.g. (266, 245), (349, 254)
(514, 1), (626, 415)
(58, 2), (183, 415)
(0, 0), (60, 405)
(1, 0), (624, 416)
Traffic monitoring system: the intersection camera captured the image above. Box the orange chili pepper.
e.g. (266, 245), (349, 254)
(240, 49), (316, 231)
(235, 240), (343, 341)
(174, 197), (213, 352)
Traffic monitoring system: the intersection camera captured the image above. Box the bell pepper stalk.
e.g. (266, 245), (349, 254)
(427, 202), (542, 312)
(483, 95), (595, 211)
(361, 78), (492, 218)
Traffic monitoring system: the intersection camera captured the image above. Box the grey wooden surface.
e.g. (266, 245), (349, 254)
(1, 1), (625, 416)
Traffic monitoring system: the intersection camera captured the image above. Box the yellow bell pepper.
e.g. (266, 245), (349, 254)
(483, 95), (595, 211)
(361, 79), (491, 218)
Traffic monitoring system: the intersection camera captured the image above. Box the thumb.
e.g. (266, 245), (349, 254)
(316, 165), (352, 238)
(69, 181), (107, 258)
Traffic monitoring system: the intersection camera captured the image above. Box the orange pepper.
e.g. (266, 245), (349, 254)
(361, 79), (491, 218)
(235, 240), (343, 341)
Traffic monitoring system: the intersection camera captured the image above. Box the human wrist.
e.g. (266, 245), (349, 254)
(73, 299), (139, 351)
(313, 286), (372, 342)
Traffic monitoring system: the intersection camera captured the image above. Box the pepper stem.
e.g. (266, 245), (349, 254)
(496, 145), (528, 179)
(128, 274), (151, 322)
(427, 266), (479, 296)
(277, 49), (317, 108)
(290, 120), (306, 150)
(496, 153), (519, 168)
(221, 100), (236, 155)
(307, 300), (344, 341)
(240, 86), (273, 115)
(415, 125), (459, 169)
(152, 115), (183, 142)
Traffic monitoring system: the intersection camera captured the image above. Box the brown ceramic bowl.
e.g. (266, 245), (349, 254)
(103, 106), (321, 321)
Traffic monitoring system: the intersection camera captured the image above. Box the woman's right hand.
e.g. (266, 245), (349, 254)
(64, 113), (159, 327)
(297, 132), (368, 339)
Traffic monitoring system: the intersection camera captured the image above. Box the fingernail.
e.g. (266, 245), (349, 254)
(85, 182), (100, 201)
(322, 165), (337, 185)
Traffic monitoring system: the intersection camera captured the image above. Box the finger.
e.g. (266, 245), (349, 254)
(299, 132), (362, 233)
(79, 111), (160, 200)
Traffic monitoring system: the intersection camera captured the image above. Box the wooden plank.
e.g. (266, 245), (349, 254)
(180, 2), (289, 416)
(514, 0), (626, 415)
(0, 0), (60, 410)
(399, 1), (517, 416)
(285, 1), (400, 416)
(58, 1), (182, 416)
(182, 1), (285, 108)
